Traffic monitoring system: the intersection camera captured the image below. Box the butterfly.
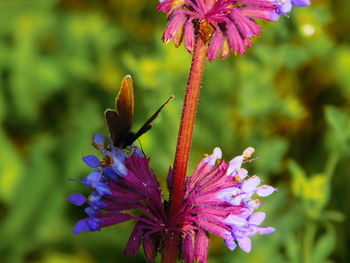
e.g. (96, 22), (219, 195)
(105, 75), (174, 149)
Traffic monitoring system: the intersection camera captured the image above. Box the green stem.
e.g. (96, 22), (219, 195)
(325, 151), (339, 179)
(303, 220), (317, 263)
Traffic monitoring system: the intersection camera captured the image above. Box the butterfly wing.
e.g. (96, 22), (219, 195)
(133, 96), (174, 141)
(105, 109), (122, 146)
(116, 75), (134, 139)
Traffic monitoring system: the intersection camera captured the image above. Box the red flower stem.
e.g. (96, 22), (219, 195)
(162, 36), (208, 263)
(170, 36), (208, 215)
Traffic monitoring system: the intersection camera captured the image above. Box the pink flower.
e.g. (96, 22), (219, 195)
(69, 134), (276, 262)
(158, 0), (309, 61)
(68, 134), (168, 262)
(158, 0), (280, 61)
(176, 147), (276, 261)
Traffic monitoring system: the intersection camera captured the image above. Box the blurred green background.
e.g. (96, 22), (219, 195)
(0, 0), (349, 262)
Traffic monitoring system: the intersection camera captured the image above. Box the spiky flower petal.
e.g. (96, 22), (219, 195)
(158, 0), (310, 61)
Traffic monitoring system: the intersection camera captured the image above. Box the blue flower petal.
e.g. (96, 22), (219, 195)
(87, 170), (102, 181)
(111, 157), (128, 177)
(115, 147), (126, 162)
(85, 207), (97, 216)
(83, 170), (102, 187)
(93, 134), (108, 149)
(103, 166), (118, 181)
(82, 155), (100, 168)
(93, 182), (111, 195)
(68, 193), (87, 206)
(73, 218), (101, 234)
(74, 219), (89, 234)
(87, 217), (102, 231)
(89, 192), (102, 202)
(90, 199), (105, 210)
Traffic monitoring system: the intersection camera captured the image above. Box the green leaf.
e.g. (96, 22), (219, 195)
(287, 159), (307, 198)
(322, 210), (346, 223)
(285, 234), (301, 263)
(0, 130), (23, 203)
(324, 106), (350, 150)
(0, 135), (56, 250)
(312, 225), (336, 263)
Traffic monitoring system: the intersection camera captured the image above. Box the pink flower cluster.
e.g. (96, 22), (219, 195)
(69, 135), (276, 262)
(177, 147), (276, 262)
(158, 0), (310, 61)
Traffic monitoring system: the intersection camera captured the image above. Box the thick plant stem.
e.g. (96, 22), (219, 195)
(170, 36), (208, 215)
(162, 36), (208, 263)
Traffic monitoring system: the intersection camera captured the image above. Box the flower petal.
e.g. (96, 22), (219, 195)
(68, 193), (87, 206)
(111, 157), (128, 177)
(216, 187), (240, 203)
(203, 147), (222, 166)
(194, 230), (209, 263)
(73, 218), (101, 234)
(73, 219), (89, 234)
(292, 0), (311, 7)
(184, 19), (195, 53)
(224, 231), (237, 251)
(208, 31), (223, 62)
(82, 155), (100, 168)
(224, 215), (248, 227)
(125, 223), (143, 256)
(242, 176), (261, 193)
(258, 226), (275, 235)
(92, 133), (109, 149)
(243, 147), (255, 159)
(256, 185), (276, 197)
(248, 212), (266, 225)
(279, 1), (293, 15)
(238, 237), (252, 253)
(182, 234), (195, 263)
(236, 168), (248, 180)
(227, 156), (244, 176)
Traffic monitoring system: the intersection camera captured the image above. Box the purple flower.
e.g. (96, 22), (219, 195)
(176, 147), (276, 261)
(276, 0), (311, 15)
(69, 135), (275, 262)
(158, 0), (310, 61)
(217, 175), (276, 206)
(68, 134), (168, 261)
(224, 212), (275, 252)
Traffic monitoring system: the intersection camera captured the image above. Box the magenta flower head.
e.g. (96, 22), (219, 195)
(176, 147), (276, 262)
(68, 134), (169, 261)
(68, 133), (276, 262)
(158, 0), (311, 61)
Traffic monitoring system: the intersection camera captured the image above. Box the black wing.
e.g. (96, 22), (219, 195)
(104, 109), (122, 146)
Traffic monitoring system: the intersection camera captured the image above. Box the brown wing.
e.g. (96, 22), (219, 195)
(104, 109), (122, 146)
(116, 75), (134, 137)
(133, 96), (174, 140)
